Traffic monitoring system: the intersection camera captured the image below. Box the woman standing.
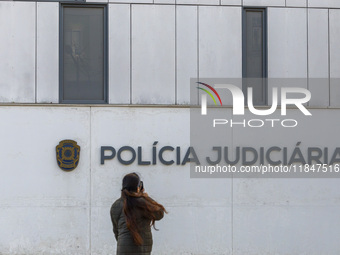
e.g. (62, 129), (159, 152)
(110, 172), (166, 255)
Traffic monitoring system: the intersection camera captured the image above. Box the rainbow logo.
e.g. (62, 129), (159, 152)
(196, 82), (223, 106)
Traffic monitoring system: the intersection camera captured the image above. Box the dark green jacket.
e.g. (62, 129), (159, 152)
(110, 196), (164, 255)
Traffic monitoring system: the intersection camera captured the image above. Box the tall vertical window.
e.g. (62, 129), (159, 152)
(60, 5), (107, 103)
(242, 8), (267, 105)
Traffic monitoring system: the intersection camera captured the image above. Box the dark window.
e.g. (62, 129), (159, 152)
(60, 5), (107, 103)
(242, 8), (267, 105)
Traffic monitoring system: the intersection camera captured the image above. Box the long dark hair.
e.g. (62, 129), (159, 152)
(121, 172), (167, 246)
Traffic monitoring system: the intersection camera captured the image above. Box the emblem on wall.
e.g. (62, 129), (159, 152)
(56, 140), (80, 171)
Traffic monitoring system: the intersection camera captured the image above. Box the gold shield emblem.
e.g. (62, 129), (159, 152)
(56, 140), (80, 171)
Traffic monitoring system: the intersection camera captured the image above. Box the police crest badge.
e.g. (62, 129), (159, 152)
(56, 140), (80, 171)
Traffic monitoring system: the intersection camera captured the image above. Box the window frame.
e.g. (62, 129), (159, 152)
(242, 7), (268, 105)
(59, 3), (108, 104)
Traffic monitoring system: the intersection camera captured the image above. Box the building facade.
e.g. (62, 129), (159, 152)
(1, 0), (340, 254)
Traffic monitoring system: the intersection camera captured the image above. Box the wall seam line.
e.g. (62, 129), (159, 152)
(231, 117), (234, 254)
(89, 106), (92, 255)
(328, 8), (331, 107)
(197, 5), (199, 103)
(175, 4), (177, 104)
(130, 4), (132, 104)
(306, 6), (309, 107)
(103, 3), (340, 8)
(35, 2), (38, 103)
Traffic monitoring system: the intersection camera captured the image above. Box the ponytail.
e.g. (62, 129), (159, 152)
(120, 173), (167, 246)
(122, 189), (167, 245)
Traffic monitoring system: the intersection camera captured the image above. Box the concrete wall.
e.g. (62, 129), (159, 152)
(1, 1), (340, 254)
(1, 2), (340, 106)
(0, 106), (340, 254)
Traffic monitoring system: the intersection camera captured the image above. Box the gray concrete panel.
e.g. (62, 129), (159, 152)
(233, 205), (340, 254)
(0, 106), (91, 254)
(308, 9), (329, 79)
(109, 4), (131, 104)
(221, 0), (242, 5)
(0, 2), (35, 103)
(330, 9), (340, 80)
(231, 108), (340, 254)
(199, 6), (242, 79)
(308, 9), (329, 107)
(154, 0), (175, 4)
(152, 206), (232, 254)
(286, 0), (307, 7)
(176, 0), (219, 4)
(132, 5), (175, 104)
(199, 6), (242, 106)
(243, 0), (285, 6)
(90, 107), (231, 207)
(109, 0), (152, 4)
(0, 207), (89, 254)
(37, 2), (59, 104)
(309, 0), (340, 8)
(176, 6), (197, 105)
(330, 10), (340, 106)
(0, 107), (91, 207)
(268, 8), (307, 79)
(87, 0), (108, 3)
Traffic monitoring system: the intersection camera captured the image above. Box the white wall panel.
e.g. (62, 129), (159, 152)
(152, 207), (232, 254)
(90, 107), (231, 207)
(176, 0), (219, 5)
(176, 6), (197, 105)
(308, 9), (329, 107)
(234, 179), (340, 207)
(232, 108), (340, 254)
(199, 6), (242, 106)
(0, 207), (89, 254)
(199, 6), (242, 79)
(87, 0), (108, 3)
(154, 0), (175, 4)
(110, 0), (152, 3)
(232, 109), (337, 169)
(329, 10), (340, 107)
(286, 0), (306, 7)
(243, 0), (285, 6)
(132, 5), (175, 104)
(37, 2), (59, 104)
(268, 8), (307, 79)
(0, 106), (91, 254)
(221, 0), (242, 5)
(109, 4), (130, 104)
(233, 205), (340, 255)
(91, 206), (116, 255)
(330, 9), (340, 79)
(232, 109), (340, 201)
(309, 0), (340, 8)
(0, 2), (35, 103)
(308, 9), (329, 79)
(268, 7), (307, 105)
(0, 107), (90, 207)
